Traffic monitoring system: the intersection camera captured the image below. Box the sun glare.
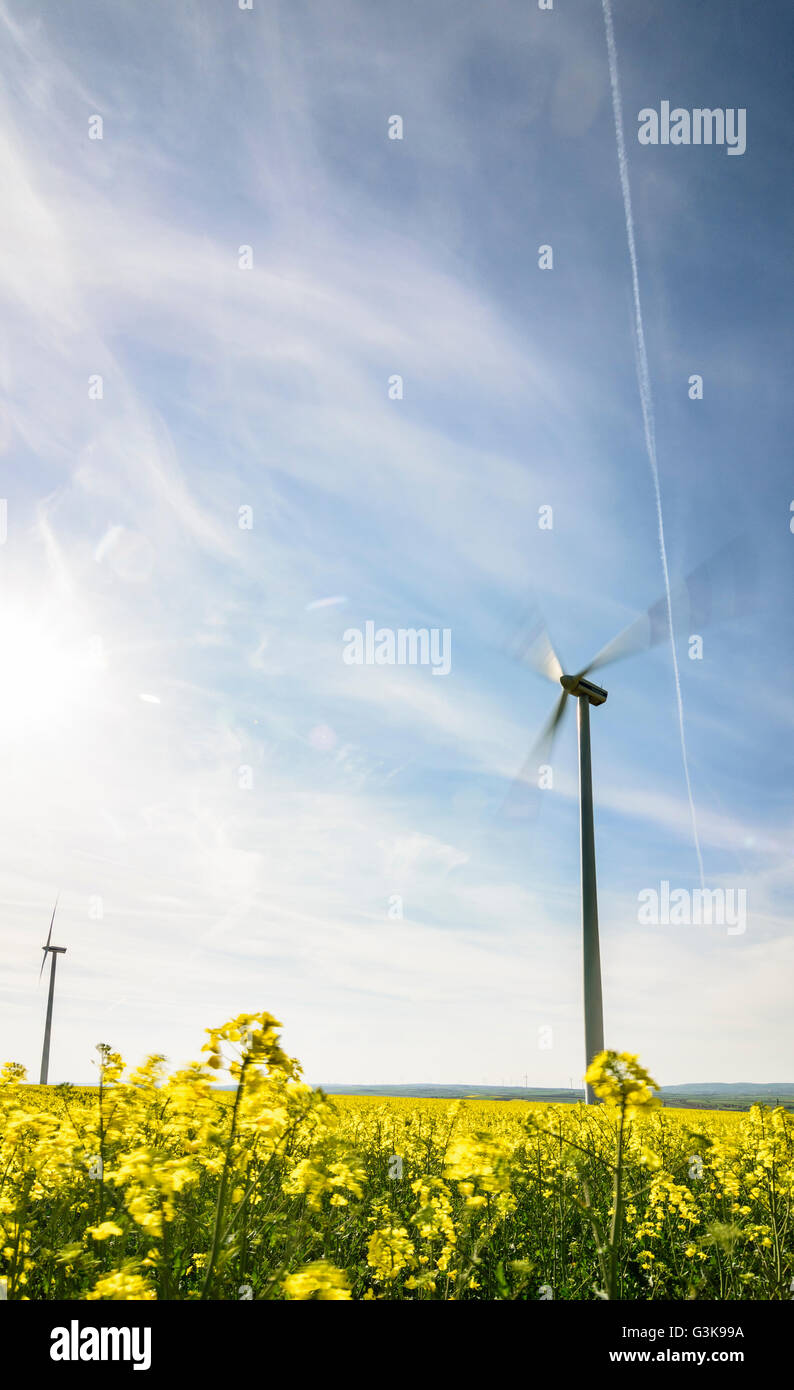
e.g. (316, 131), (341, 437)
(0, 606), (104, 734)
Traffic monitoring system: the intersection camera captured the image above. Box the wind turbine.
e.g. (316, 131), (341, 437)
(39, 896), (66, 1085)
(506, 538), (756, 1104)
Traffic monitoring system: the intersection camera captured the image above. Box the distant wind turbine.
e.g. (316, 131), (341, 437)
(506, 538), (756, 1105)
(39, 896), (66, 1085)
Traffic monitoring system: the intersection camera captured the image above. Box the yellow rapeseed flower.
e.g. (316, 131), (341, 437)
(282, 1261), (351, 1301)
(584, 1051), (660, 1117)
(86, 1222), (124, 1241)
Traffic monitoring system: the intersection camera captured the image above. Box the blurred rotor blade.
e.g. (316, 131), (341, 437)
(584, 536), (758, 676)
(581, 602), (667, 676)
(499, 691), (569, 821)
(509, 606), (565, 686)
(39, 895), (59, 981)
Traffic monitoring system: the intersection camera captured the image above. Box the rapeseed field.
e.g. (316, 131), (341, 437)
(0, 1012), (790, 1300)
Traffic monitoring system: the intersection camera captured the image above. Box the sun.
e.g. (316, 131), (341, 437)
(0, 604), (104, 734)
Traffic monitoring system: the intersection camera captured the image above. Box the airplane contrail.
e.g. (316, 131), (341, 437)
(601, 0), (705, 889)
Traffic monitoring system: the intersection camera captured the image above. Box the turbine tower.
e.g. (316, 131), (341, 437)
(39, 897), (66, 1086)
(505, 538), (756, 1104)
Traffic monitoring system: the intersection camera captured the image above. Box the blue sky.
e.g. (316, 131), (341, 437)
(1, 0), (792, 1086)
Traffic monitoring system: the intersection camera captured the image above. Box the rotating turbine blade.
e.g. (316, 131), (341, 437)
(39, 895), (59, 981)
(500, 690), (569, 820)
(583, 536), (757, 677)
(581, 600), (667, 676)
(509, 609), (565, 685)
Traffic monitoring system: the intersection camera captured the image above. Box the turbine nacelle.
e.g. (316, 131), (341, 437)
(560, 674), (608, 706)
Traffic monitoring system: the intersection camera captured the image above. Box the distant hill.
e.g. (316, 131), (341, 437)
(308, 1081), (794, 1112)
(664, 1082), (794, 1094)
(35, 1081), (794, 1112)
